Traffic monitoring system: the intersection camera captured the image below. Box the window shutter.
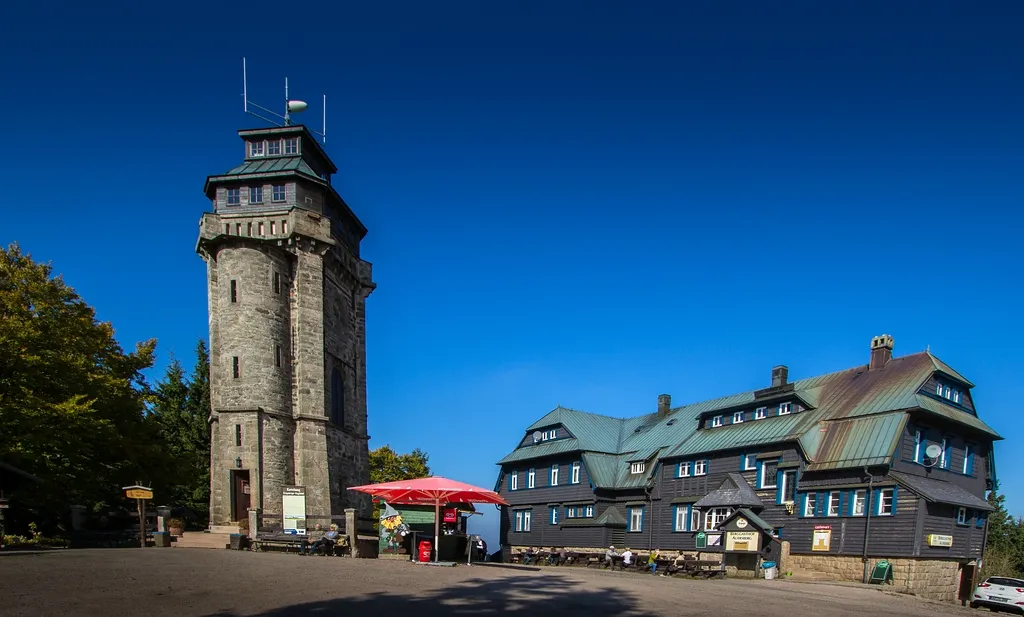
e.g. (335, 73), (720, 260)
(891, 487), (899, 513)
(944, 441), (952, 469)
(799, 493), (807, 518)
(775, 470), (784, 505)
(756, 460), (764, 488)
(740, 454), (745, 471)
(871, 489), (880, 516)
(967, 449), (975, 476)
(816, 492), (826, 517)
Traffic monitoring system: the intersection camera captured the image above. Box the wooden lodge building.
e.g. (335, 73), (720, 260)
(494, 335), (1001, 601)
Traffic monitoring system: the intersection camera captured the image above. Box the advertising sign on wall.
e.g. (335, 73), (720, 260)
(812, 524), (832, 552)
(282, 486), (306, 534)
(725, 530), (761, 552)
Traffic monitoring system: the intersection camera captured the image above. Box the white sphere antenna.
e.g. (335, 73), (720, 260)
(532, 431), (542, 443)
(241, 57), (327, 143)
(923, 444), (944, 466)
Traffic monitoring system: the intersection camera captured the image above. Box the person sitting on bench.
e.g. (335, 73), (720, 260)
(301, 524), (324, 555)
(310, 524), (340, 555)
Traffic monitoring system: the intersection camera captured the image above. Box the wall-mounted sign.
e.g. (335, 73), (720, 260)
(927, 534), (953, 547)
(812, 525), (832, 552)
(735, 517), (749, 529)
(443, 508), (458, 523)
(725, 530), (760, 552)
(695, 531), (707, 549)
(282, 486), (306, 534)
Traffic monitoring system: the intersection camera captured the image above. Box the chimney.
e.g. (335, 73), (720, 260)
(869, 334), (894, 370)
(657, 394), (671, 418)
(771, 365), (788, 388)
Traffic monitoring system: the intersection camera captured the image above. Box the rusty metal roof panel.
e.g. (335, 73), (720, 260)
(802, 413), (908, 471)
(666, 410), (823, 459)
(915, 394), (1001, 438)
(497, 438), (581, 464)
(928, 351), (975, 387)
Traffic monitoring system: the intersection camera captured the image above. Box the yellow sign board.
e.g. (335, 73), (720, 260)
(927, 534), (953, 547)
(725, 530), (760, 552)
(126, 489), (153, 500)
(812, 525), (832, 552)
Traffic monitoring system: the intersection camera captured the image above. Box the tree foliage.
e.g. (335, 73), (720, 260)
(981, 485), (1024, 580)
(369, 445), (430, 526)
(0, 243), (161, 532)
(149, 341), (211, 524)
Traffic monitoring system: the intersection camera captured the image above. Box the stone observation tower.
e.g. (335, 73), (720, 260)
(196, 121), (375, 530)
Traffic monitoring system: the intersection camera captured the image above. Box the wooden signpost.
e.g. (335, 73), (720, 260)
(123, 484), (153, 548)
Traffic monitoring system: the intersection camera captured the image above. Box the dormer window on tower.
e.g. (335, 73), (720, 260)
(284, 138), (298, 155)
(250, 141), (265, 157)
(630, 462), (646, 475)
(936, 381), (962, 404)
(268, 140), (281, 156)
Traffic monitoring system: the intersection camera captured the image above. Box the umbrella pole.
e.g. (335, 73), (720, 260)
(434, 499), (440, 563)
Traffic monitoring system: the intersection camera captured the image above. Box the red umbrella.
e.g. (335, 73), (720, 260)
(349, 476), (508, 562)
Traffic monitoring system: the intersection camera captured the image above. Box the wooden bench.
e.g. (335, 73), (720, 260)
(250, 533), (307, 554)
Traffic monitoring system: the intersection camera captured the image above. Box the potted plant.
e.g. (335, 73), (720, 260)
(167, 518), (185, 537)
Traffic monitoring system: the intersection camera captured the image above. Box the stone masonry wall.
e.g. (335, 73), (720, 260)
(786, 553), (962, 602)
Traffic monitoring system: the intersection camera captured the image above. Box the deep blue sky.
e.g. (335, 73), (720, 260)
(3, 1), (1023, 547)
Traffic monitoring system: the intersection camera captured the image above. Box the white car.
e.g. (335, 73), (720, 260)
(972, 576), (1024, 613)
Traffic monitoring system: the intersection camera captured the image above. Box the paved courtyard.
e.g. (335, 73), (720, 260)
(0, 549), (974, 617)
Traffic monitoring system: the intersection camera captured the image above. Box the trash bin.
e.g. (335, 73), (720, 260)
(418, 540), (432, 563)
(763, 561), (777, 580)
(152, 532), (170, 548)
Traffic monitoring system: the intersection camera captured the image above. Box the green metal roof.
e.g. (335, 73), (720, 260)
(220, 156), (322, 179)
(497, 438), (581, 464)
(499, 350), (1001, 483)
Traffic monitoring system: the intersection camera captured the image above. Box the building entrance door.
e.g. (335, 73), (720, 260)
(232, 470), (251, 523)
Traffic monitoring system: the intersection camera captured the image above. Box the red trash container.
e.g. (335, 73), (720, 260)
(418, 540), (433, 562)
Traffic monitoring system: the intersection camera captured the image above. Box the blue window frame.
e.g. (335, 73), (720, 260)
(964, 444), (975, 476)
(673, 504), (692, 531)
(509, 471), (518, 491)
(956, 507), (968, 526)
(571, 462), (581, 484)
(742, 453), (757, 471)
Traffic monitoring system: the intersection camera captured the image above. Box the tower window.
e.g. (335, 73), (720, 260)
(247, 222), (253, 236)
(235, 424), (242, 446)
(257, 222), (264, 236)
(224, 223), (230, 235)
(272, 185), (286, 202)
(232, 356), (240, 379)
(281, 220), (288, 234)
(227, 188), (240, 205)
(250, 186), (263, 204)
(284, 138), (298, 155)
(235, 223), (241, 235)
(275, 345), (282, 368)
(267, 140), (281, 156)
(230, 280), (237, 303)
(270, 221), (276, 235)
(273, 272), (281, 294)
(250, 141), (265, 157)
(331, 366), (345, 426)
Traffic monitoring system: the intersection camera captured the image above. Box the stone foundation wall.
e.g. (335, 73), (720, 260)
(509, 545), (723, 563)
(786, 553), (962, 602)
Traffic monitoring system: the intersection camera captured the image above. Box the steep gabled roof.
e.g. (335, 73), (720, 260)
(889, 471), (993, 511)
(693, 473), (763, 509)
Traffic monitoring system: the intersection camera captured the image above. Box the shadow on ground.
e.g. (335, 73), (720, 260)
(205, 573), (637, 616)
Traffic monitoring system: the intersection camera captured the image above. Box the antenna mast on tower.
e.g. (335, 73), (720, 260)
(242, 57), (327, 143)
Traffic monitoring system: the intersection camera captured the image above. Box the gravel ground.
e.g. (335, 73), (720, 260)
(0, 549), (974, 617)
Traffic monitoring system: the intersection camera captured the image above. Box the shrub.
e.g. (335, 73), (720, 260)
(167, 518), (185, 530)
(237, 518), (249, 531)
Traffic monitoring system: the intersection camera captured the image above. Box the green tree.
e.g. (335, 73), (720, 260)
(0, 243), (158, 533)
(368, 445), (430, 527)
(150, 341), (210, 525)
(981, 485), (1024, 579)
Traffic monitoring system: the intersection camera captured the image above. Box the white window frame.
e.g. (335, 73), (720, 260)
(678, 461), (691, 478)
(628, 507), (643, 532)
(760, 462), (778, 489)
(674, 506), (687, 531)
(551, 507), (559, 525)
(267, 139), (281, 156)
(743, 454), (757, 471)
(940, 438), (948, 469)
(852, 489), (866, 516)
(571, 462), (581, 484)
(953, 390), (961, 404)
(936, 382), (943, 396)
(691, 507), (702, 531)
(878, 488), (894, 515)
(566, 507), (576, 519)
(284, 137), (298, 154)
(527, 468), (535, 489)
(711, 415), (723, 428)
(629, 462), (646, 475)
(914, 429), (922, 463)
(957, 507), (967, 525)
(514, 510), (524, 531)
(944, 385), (951, 399)
(585, 505), (594, 518)
(963, 444), (972, 475)
(755, 407), (767, 420)
(510, 472), (518, 491)
(733, 411), (744, 424)
(694, 459), (707, 476)
(550, 465), (559, 486)
(250, 141), (265, 157)
(827, 491), (840, 517)
(705, 507), (732, 531)
(778, 402), (792, 415)
(523, 510), (531, 531)
(804, 493), (817, 517)
(780, 470), (796, 503)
